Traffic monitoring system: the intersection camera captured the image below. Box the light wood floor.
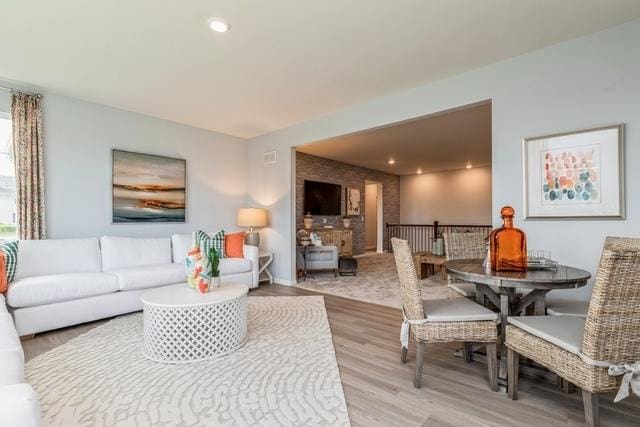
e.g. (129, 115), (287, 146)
(23, 284), (640, 426)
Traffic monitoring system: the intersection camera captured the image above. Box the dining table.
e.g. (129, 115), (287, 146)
(444, 259), (591, 382)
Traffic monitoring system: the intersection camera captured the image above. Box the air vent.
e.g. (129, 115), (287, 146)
(263, 150), (277, 165)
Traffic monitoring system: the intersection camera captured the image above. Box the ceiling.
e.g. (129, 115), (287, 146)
(1, 1), (639, 139)
(297, 101), (491, 175)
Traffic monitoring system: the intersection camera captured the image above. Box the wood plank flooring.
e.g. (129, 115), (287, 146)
(23, 284), (640, 426)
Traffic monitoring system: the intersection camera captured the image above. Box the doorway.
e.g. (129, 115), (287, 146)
(365, 181), (383, 253)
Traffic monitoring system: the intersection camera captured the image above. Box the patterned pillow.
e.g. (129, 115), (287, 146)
(194, 230), (226, 259)
(0, 240), (18, 283)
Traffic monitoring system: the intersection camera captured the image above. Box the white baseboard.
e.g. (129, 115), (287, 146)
(273, 278), (294, 286)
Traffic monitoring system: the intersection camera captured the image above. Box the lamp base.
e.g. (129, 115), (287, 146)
(245, 231), (260, 247)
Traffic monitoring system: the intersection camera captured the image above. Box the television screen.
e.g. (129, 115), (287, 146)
(304, 180), (342, 215)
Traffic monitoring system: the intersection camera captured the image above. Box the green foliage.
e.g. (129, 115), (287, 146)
(208, 247), (220, 277)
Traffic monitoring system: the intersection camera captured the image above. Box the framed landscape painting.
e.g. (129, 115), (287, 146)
(112, 149), (186, 223)
(523, 124), (624, 219)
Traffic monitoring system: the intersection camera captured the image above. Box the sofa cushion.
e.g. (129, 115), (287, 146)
(0, 313), (24, 386)
(7, 273), (119, 308)
(171, 233), (194, 263)
(1, 240), (18, 284)
(15, 238), (102, 280)
(507, 315), (585, 356)
(0, 294), (7, 314)
(0, 383), (41, 427)
(111, 263), (186, 291)
(220, 258), (252, 275)
(101, 236), (171, 271)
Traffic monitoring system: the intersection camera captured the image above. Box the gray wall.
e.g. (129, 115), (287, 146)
(0, 91), (248, 238)
(400, 166), (492, 225)
(247, 19), (640, 295)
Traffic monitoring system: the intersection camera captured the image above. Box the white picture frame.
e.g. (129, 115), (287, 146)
(523, 124), (624, 219)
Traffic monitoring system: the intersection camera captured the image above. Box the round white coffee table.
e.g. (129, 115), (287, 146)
(141, 282), (248, 363)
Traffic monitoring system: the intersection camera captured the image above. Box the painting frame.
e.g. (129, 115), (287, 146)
(345, 187), (361, 216)
(522, 124), (624, 219)
(111, 149), (187, 224)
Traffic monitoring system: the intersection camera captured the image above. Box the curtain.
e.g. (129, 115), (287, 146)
(11, 92), (46, 240)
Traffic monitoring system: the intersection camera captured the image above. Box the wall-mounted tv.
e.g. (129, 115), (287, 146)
(304, 180), (342, 215)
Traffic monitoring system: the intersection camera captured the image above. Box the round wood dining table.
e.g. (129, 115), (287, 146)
(445, 259), (591, 381)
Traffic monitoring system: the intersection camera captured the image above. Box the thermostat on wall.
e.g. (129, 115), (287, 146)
(263, 150), (277, 165)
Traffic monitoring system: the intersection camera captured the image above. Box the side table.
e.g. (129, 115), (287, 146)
(259, 251), (274, 284)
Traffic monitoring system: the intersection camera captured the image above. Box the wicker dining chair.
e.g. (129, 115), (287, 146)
(443, 232), (487, 300)
(391, 238), (499, 390)
(506, 237), (640, 427)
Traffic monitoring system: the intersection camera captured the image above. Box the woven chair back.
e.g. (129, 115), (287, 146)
(443, 232), (487, 261)
(582, 236), (640, 364)
(391, 238), (425, 320)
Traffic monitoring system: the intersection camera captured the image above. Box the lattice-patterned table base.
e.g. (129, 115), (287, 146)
(142, 289), (247, 363)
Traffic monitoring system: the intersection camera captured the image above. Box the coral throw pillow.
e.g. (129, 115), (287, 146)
(225, 232), (245, 258)
(0, 252), (7, 293)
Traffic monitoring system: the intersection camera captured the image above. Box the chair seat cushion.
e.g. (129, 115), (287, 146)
(7, 273), (119, 308)
(220, 258), (252, 275)
(448, 282), (476, 297)
(423, 298), (498, 322)
(110, 263), (186, 291)
(546, 299), (589, 317)
(507, 315), (585, 356)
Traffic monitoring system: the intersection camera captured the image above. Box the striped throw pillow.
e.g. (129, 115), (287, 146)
(194, 230), (226, 259)
(1, 240), (18, 283)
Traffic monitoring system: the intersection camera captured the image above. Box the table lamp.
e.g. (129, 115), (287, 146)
(237, 208), (267, 247)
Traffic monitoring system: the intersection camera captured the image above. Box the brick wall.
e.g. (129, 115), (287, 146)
(296, 151), (400, 254)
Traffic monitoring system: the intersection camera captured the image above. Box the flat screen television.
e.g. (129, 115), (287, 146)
(304, 180), (341, 215)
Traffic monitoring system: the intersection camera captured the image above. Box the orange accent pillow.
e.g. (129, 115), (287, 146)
(225, 232), (245, 258)
(0, 252), (7, 293)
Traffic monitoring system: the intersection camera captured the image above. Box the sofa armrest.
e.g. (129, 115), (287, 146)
(0, 383), (41, 427)
(0, 314), (24, 387)
(243, 245), (260, 288)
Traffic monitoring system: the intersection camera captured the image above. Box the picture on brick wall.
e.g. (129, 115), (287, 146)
(112, 149), (186, 223)
(346, 187), (361, 216)
(523, 124), (624, 219)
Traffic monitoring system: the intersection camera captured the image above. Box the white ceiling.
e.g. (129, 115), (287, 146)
(1, 1), (639, 138)
(296, 101), (491, 175)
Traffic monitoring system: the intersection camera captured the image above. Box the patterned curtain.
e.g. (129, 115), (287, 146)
(11, 92), (46, 240)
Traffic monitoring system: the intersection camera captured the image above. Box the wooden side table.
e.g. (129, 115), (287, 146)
(414, 251), (447, 279)
(259, 251), (274, 284)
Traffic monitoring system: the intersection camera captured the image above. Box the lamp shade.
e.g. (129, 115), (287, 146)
(237, 208), (267, 227)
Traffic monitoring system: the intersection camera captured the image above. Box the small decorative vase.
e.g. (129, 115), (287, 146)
(342, 217), (351, 228)
(303, 213), (314, 230)
(211, 276), (221, 289)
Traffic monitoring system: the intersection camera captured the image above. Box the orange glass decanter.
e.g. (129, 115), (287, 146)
(489, 206), (527, 272)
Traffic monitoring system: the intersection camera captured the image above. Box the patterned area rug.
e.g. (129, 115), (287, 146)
(26, 296), (350, 427)
(295, 253), (453, 308)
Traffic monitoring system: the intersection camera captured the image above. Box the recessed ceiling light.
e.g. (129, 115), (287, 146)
(208, 17), (230, 33)
(466, 163), (473, 169)
(416, 169), (422, 174)
(388, 158), (395, 165)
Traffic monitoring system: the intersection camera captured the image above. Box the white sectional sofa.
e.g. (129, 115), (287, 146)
(0, 233), (259, 426)
(6, 234), (259, 336)
(0, 294), (40, 427)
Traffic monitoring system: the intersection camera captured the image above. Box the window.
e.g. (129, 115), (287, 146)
(0, 115), (16, 239)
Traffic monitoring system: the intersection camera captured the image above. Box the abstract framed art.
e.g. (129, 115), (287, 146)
(523, 124), (624, 219)
(112, 149), (186, 223)
(345, 187), (361, 216)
